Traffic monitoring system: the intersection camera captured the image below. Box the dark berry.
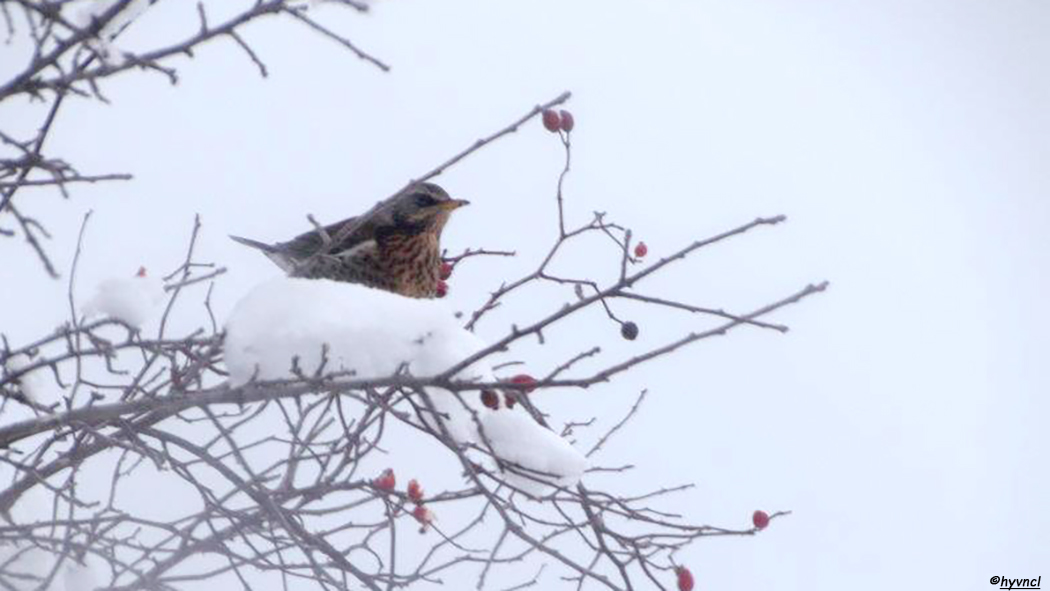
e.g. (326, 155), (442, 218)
(620, 321), (639, 341)
(480, 390), (499, 410)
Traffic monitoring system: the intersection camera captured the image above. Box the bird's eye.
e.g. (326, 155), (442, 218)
(414, 194), (438, 207)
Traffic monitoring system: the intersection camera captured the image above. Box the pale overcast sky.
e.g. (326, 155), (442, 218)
(2, 1), (1047, 589)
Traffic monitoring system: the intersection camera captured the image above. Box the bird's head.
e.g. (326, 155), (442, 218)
(388, 182), (469, 235)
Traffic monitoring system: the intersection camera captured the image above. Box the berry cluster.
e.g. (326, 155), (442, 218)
(435, 261), (454, 298)
(479, 373), (537, 411)
(372, 469), (435, 533)
(542, 109), (575, 133)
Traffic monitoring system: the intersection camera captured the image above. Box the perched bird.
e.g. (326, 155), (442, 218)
(230, 182), (468, 298)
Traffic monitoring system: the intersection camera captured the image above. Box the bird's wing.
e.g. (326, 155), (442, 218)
(278, 215), (377, 260)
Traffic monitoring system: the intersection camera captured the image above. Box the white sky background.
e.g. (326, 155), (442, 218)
(2, 0), (1049, 589)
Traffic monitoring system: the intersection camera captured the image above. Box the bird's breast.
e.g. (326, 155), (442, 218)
(379, 233), (441, 298)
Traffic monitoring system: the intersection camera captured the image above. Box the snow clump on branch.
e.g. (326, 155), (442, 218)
(81, 271), (164, 328)
(223, 277), (588, 493)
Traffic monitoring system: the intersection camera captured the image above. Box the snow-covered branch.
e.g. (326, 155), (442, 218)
(0, 82), (826, 589)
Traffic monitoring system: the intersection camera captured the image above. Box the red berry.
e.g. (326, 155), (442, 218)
(136, 266), (147, 278)
(542, 109), (561, 132)
(503, 392), (517, 409)
(407, 479), (424, 503)
(634, 241), (648, 258)
(412, 504), (434, 532)
(675, 566), (694, 591)
(407, 503), (428, 537)
(373, 468), (396, 491)
(480, 390), (499, 410)
(752, 510), (770, 529)
(559, 110), (575, 132)
(439, 262), (453, 280)
(436, 280), (448, 298)
(509, 374), (537, 393)
(412, 504), (430, 522)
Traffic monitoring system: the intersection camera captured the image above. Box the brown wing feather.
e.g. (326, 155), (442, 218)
(279, 185), (435, 261)
(278, 215), (376, 260)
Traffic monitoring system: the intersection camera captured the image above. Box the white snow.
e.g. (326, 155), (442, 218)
(2, 353), (50, 405)
(0, 489), (101, 590)
(85, 38), (129, 68)
(81, 272), (164, 328)
(62, 561), (98, 591)
(67, 0), (154, 67)
(225, 277), (493, 440)
(480, 410), (589, 494)
(224, 277), (587, 491)
(71, 0), (152, 38)
(224, 277), (491, 384)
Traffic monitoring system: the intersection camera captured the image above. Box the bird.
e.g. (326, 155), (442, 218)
(230, 182), (469, 298)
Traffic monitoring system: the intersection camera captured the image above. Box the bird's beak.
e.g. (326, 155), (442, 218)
(437, 199), (470, 211)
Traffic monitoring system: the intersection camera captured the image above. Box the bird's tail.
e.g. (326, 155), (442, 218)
(230, 235), (296, 273)
(229, 235), (275, 253)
